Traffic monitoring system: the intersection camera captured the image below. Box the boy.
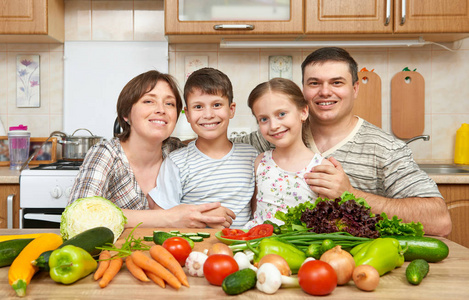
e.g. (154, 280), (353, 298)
(148, 68), (258, 228)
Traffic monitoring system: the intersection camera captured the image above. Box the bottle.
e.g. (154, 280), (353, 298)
(8, 124), (30, 170)
(454, 123), (469, 165)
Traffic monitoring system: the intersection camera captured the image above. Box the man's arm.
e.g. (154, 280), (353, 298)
(305, 157), (452, 237)
(231, 130), (274, 153)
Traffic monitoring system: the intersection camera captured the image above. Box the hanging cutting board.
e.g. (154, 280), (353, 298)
(353, 71), (382, 127)
(391, 71), (425, 139)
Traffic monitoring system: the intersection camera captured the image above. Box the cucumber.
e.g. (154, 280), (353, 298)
(153, 231), (194, 248)
(406, 259), (430, 285)
(386, 235), (449, 262)
(222, 268), (257, 295)
(197, 232), (211, 238)
(183, 232), (198, 237)
(188, 236), (203, 242)
(0, 239), (34, 267)
(143, 236), (153, 241)
(33, 226), (114, 272)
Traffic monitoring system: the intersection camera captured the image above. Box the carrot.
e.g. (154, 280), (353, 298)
(145, 270), (166, 288)
(99, 256), (123, 288)
(149, 245), (190, 287)
(125, 256), (150, 282)
(131, 251), (181, 290)
(94, 250), (111, 280)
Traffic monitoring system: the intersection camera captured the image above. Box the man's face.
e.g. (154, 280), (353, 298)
(302, 61), (359, 125)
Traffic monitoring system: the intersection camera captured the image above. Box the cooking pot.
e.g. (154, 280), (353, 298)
(53, 128), (104, 160)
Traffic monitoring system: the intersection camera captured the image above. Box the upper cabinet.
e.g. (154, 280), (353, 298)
(0, 0), (64, 43)
(166, 0), (469, 43)
(305, 0), (469, 37)
(165, 0), (303, 43)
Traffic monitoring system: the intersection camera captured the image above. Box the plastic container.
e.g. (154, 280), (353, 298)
(454, 123), (469, 165)
(8, 124), (30, 170)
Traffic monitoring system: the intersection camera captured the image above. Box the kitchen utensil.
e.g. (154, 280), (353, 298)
(391, 71), (425, 139)
(56, 129), (103, 160)
(454, 123), (469, 165)
(8, 125), (30, 170)
(353, 71), (382, 127)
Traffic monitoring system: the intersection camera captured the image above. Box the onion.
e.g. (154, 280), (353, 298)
(207, 243), (233, 256)
(320, 245), (355, 285)
(352, 264), (380, 291)
(258, 254), (292, 276)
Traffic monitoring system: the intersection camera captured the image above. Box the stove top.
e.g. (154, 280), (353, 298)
(31, 160), (83, 170)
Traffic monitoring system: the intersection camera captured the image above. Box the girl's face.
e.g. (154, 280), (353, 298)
(126, 80), (178, 143)
(252, 91), (308, 149)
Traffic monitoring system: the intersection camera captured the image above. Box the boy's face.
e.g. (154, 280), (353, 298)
(185, 89), (236, 141)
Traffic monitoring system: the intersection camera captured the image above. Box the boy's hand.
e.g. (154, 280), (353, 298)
(203, 206), (236, 229)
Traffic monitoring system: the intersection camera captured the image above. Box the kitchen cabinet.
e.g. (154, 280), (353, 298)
(164, 0), (303, 43)
(0, 184), (20, 229)
(0, 0), (64, 43)
(438, 184), (469, 248)
(166, 0), (469, 43)
(305, 0), (469, 41)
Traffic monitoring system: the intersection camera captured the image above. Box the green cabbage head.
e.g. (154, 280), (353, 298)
(60, 196), (127, 242)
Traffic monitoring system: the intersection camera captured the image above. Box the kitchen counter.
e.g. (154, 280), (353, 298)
(0, 228), (469, 299)
(0, 168), (20, 184)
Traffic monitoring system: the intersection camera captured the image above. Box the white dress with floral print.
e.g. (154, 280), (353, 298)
(244, 150), (323, 228)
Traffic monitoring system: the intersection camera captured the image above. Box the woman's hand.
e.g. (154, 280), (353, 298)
(166, 202), (233, 228)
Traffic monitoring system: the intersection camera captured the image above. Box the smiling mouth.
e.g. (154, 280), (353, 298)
(270, 129), (288, 138)
(200, 122), (220, 128)
(150, 120), (167, 125)
(317, 101), (337, 106)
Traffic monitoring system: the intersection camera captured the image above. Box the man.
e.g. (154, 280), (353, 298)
(237, 47), (452, 237)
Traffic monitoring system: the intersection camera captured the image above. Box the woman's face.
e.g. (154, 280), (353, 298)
(126, 80), (178, 143)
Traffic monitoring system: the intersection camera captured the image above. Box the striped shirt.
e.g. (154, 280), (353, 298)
(150, 141), (258, 227)
(68, 137), (186, 209)
(234, 118), (441, 199)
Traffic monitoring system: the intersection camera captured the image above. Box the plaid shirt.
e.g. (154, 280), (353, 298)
(68, 137), (185, 209)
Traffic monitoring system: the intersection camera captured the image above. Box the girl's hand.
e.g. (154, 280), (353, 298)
(203, 206), (236, 229)
(166, 202), (228, 228)
(304, 157), (353, 199)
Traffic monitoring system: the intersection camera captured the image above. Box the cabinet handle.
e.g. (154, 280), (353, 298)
(385, 0), (391, 26)
(400, 0), (406, 25)
(7, 194), (14, 229)
(213, 24), (255, 30)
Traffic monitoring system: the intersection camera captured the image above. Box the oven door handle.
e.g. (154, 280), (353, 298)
(23, 213), (62, 223)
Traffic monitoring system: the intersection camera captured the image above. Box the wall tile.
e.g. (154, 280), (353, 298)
(134, 0), (165, 41)
(65, 0), (92, 40)
(91, 1), (133, 40)
(432, 114), (469, 162)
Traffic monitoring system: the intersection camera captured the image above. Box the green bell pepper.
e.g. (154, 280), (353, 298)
(49, 245), (98, 284)
(247, 237), (306, 274)
(351, 237), (406, 276)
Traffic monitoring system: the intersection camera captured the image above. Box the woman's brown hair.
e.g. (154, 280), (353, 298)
(116, 70), (183, 142)
(248, 77), (310, 145)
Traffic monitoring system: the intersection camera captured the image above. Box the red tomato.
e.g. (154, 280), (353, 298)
(162, 237), (192, 267)
(245, 224), (273, 239)
(221, 228), (247, 238)
(298, 260), (337, 296)
(203, 254), (239, 286)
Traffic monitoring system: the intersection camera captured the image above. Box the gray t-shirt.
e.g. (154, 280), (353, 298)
(234, 118), (442, 199)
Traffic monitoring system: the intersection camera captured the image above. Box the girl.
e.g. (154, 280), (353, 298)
(245, 78), (333, 227)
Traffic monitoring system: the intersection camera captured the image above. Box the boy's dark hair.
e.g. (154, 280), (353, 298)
(301, 47), (358, 85)
(116, 70), (183, 142)
(184, 68), (233, 106)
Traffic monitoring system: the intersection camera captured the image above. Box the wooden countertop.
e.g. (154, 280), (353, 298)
(1, 228), (469, 299)
(0, 168), (20, 184)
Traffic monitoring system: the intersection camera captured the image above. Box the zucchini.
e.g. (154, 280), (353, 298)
(32, 226), (114, 272)
(386, 235), (449, 262)
(406, 259), (430, 285)
(0, 239), (34, 267)
(222, 268), (257, 295)
(197, 232), (211, 238)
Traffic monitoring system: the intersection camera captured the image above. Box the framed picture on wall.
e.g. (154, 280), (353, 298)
(0, 137), (57, 166)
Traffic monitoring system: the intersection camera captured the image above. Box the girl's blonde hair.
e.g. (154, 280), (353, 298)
(247, 78), (310, 145)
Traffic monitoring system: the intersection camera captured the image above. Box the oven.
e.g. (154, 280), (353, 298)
(19, 161), (81, 228)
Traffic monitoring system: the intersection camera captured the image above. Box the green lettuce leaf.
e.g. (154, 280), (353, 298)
(376, 212), (424, 237)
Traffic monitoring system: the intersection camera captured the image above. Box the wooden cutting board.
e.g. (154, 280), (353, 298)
(391, 71), (425, 139)
(353, 71), (382, 128)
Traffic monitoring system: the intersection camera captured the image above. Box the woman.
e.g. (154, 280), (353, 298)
(69, 70), (234, 228)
